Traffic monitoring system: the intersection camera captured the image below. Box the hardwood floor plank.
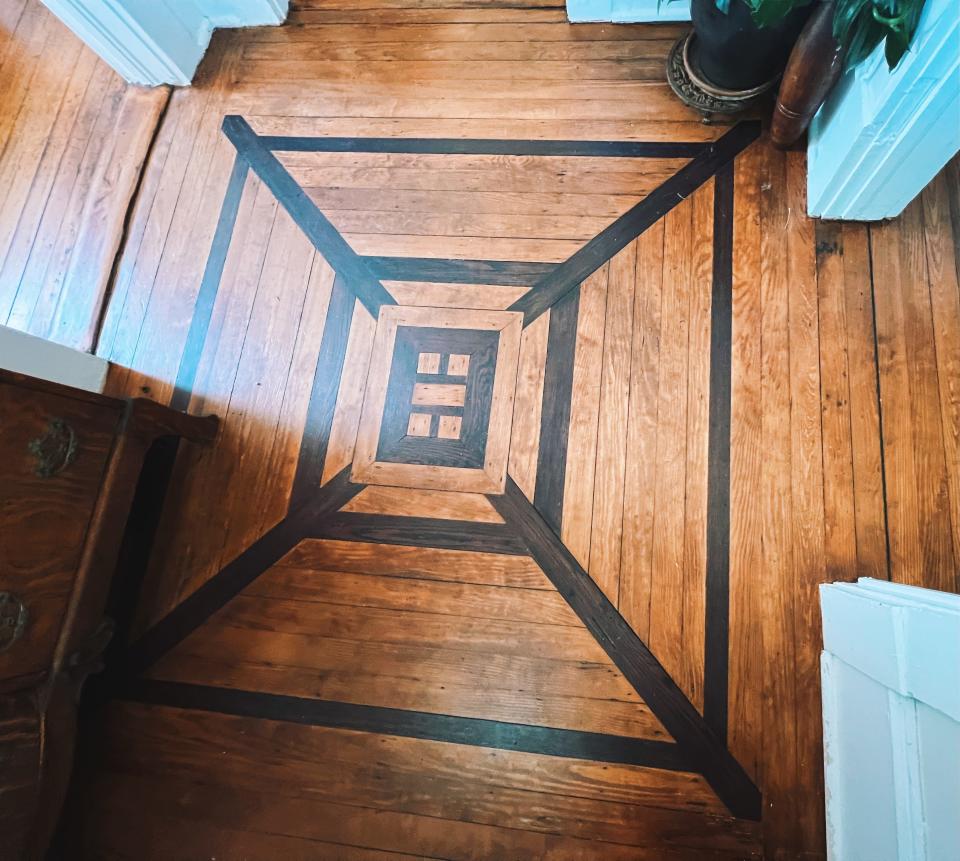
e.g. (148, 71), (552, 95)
(246, 21), (691, 45)
(0, 12), (80, 282)
(757, 146), (801, 856)
(247, 114), (722, 143)
(872, 195), (957, 590)
(618, 220), (663, 640)
(648, 195), (693, 700)
(244, 37), (688, 63)
(342, 486), (504, 522)
(245, 566), (582, 626)
(267, 252), (340, 504)
(588, 240), (636, 603)
(283, 539), (550, 588)
(80, 774), (752, 861)
(46, 84), (169, 349)
(921, 169), (960, 577)
(95, 80), (214, 365)
(110, 38), (246, 401)
(249, 57), (672, 82)
(508, 310), (549, 499)
(299, 182), (642, 219)
(13, 0), (947, 854)
(0, 1), (29, 64)
(228, 78), (691, 108)
(80, 782), (426, 861)
(685, 178), (713, 717)
(322, 299), (378, 483)
(282, 154), (691, 190)
(384, 279), (527, 309)
(152, 626), (641, 701)
(128, 176), (279, 630)
(201, 594), (608, 661)
(727, 144), (763, 783)
(91, 703), (758, 849)
(286, 7), (575, 24)
(560, 263), (608, 567)
(146, 651), (660, 740)
(815, 222), (860, 577)
(815, 221), (888, 581)
(177, 205), (318, 602)
(0, 46), (98, 327)
(839, 223), (888, 580)
(784, 151), (827, 850)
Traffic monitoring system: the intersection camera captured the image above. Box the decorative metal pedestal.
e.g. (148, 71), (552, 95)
(666, 31), (779, 122)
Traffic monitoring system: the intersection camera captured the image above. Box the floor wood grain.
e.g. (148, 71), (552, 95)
(2, 0), (957, 858)
(0, 0), (168, 350)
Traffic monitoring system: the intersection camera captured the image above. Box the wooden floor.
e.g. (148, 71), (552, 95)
(0, 0), (167, 351)
(2, 0), (959, 859)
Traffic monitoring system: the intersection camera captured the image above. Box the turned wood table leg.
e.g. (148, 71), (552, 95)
(771, 0), (844, 149)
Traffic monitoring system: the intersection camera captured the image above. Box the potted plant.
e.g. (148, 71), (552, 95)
(666, 0), (814, 115)
(667, 0), (928, 121)
(766, 0), (929, 144)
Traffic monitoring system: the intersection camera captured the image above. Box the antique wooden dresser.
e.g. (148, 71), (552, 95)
(0, 368), (216, 859)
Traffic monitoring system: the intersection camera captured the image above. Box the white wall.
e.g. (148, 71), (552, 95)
(41, 0), (289, 86)
(0, 325), (108, 393)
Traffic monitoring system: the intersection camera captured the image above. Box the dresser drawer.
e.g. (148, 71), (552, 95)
(0, 382), (122, 686)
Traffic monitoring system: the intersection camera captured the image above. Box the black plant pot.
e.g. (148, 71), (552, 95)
(689, 0), (812, 91)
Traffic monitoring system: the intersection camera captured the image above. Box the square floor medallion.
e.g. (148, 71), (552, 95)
(353, 306), (522, 493)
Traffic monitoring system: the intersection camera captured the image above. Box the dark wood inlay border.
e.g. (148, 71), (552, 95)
(222, 115), (396, 318)
(509, 122), (761, 325)
(703, 160), (735, 743)
(261, 137), (709, 159)
(378, 326), (498, 469)
(115, 126), (763, 824)
(365, 257), (558, 286)
(119, 679), (695, 772)
(290, 276), (356, 511)
(489, 479), (761, 821)
(171, 153), (248, 412)
(122, 467), (363, 679)
(534, 286), (580, 533)
(311, 511), (528, 555)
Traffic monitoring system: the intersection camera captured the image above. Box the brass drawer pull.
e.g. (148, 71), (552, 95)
(0, 592), (28, 652)
(28, 418), (78, 477)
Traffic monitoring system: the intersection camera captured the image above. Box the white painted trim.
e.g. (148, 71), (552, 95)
(821, 579), (960, 861)
(0, 325), (108, 393)
(567, 0), (690, 23)
(821, 578), (960, 721)
(40, 0), (289, 87)
(807, 0), (960, 220)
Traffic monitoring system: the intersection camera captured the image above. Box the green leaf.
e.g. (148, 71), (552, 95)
(884, 30), (910, 68)
(834, 0), (870, 47)
(747, 0), (807, 28)
(724, 0), (928, 73)
(844, 10), (885, 69)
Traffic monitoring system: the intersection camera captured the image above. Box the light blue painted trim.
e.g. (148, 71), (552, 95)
(612, 0), (691, 22)
(40, 0), (289, 87)
(807, 0), (960, 220)
(206, 0), (289, 29)
(567, 0), (690, 23)
(821, 580), (960, 861)
(820, 578), (960, 722)
(566, 0), (613, 22)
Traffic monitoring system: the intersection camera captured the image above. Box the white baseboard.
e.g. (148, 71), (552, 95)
(41, 0), (289, 87)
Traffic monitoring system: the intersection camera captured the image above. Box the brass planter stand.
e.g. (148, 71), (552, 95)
(666, 31), (779, 122)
